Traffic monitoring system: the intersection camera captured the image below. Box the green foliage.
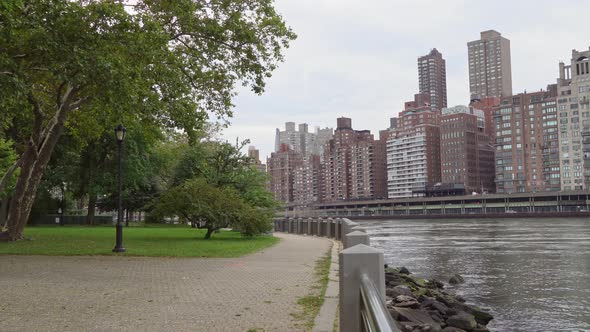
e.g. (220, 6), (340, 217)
(0, 226), (279, 257)
(150, 178), (271, 239)
(0, 139), (18, 198)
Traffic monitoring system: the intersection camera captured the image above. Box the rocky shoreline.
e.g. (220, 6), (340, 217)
(385, 266), (494, 332)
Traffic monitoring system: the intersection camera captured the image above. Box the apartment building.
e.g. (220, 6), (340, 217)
(494, 87), (560, 193)
(274, 122), (333, 158)
(267, 144), (303, 203)
(418, 48), (447, 110)
(440, 105), (495, 194)
(557, 48), (590, 190)
(322, 117), (386, 201)
(468, 30), (512, 98)
(387, 94), (441, 198)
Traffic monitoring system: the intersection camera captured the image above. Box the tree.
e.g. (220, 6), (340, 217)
(0, 139), (18, 226)
(0, 0), (295, 240)
(150, 178), (270, 239)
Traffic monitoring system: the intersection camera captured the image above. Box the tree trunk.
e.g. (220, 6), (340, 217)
(86, 194), (97, 225)
(0, 196), (10, 229)
(204, 227), (214, 239)
(0, 90), (74, 241)
(125, 209), (129, 227)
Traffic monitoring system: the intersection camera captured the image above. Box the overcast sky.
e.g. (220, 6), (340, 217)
(220, 0), (589, 161)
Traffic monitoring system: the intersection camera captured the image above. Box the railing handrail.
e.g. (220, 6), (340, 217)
(360, 273), (399, 332)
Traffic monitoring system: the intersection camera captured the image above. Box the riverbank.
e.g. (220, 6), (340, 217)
(349, 211), (590, 220)
(385, 266), (493, 332)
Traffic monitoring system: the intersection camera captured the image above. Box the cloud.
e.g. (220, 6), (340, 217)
(221, 0), (588, 161)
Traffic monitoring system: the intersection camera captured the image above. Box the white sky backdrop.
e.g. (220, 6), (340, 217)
(220, 0), (589, 161)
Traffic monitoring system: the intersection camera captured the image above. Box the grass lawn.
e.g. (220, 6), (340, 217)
(0, 226), (279, 257)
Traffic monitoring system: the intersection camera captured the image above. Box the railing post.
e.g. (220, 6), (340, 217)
(344, 231), (370, 248)
(351, 225), (365, 233)
(297, 218), (302, 234)
(340, 244), (385, 332)
(307, 218), (312, 235)
(327, 218), (334, 238)
(335, 219), (341, 240)
(317, 217), (321, 236)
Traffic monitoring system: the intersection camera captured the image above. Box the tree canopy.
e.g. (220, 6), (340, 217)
(0, 0), (295, 240)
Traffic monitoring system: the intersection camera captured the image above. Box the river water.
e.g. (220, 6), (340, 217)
(359, 217), (590, 332)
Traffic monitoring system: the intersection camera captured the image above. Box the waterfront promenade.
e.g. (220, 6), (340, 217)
(0, 233), (331, 332)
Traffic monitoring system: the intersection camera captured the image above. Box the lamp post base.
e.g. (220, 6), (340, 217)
(112, 246), (126, 253)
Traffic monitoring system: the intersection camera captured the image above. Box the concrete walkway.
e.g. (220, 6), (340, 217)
(0, 233), (331, 332)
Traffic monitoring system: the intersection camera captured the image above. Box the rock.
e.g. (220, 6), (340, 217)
(390, 308), (437, 325)
(419, 297), (436, 308)
(427, 279), (445, 289)
(455, 295), (466, 303)
(431, 301), (449, 315)
(470, 308), (494, 325)
(441, 327), (466, 332)
(400, 266), (411, 275)
(449, 274), (465, 285)
(389, 308), (403, 321)
(388, 285), (414, 298)
(447, 312), (477, 331)
(426, 310), (444, 323)
(413, 323), (442, 332)
(472, 325), (490, 332)
(395, 300), (420, 309)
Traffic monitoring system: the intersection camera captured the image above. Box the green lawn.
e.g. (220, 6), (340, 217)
(0, 226), (279, 257)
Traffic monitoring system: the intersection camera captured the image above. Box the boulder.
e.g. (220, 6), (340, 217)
(470, 308), (494, 325)
(455, 295), (466, 303)
(441, 327), (466, 332)
(413, 323), (442, 332)
(400, 266), (411, 275)
(387, 285), (414, 298)
(472, 325), (490, 332)
(431, 301), (449, 315)
(449, 274), (465, 285)
(390, 308), (437, 325)
(426, 279), (445, 289)
(447, 312), (477, 331)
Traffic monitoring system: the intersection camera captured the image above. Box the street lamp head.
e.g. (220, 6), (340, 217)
(115, 124), (126, 142)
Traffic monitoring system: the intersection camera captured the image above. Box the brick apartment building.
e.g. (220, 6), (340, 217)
(494, 86), (560, 193)
(418, 48), (447, 111)
(267, 144), (303, 203)
(440, 105), (495, 194)
(322, 117), (386, 202)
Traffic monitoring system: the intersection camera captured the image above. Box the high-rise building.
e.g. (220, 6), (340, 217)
(386, 95), (441, 198)
(468, 30), (512, 99)
(267, 144), (303, 203)
(322, 118), (387, 201)
(274, 122), (333, 159)
(494, 87), (560, 193)
(440, 106), (495, 194)
(557, 48), (590, 190)
(248, 146), (266, 173)
(293, 155), (322, 206)
(418, 48), (447, 110)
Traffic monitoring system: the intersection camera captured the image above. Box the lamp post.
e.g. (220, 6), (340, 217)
(113, 124), (126, 253)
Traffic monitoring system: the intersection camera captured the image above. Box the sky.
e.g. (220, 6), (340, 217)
(220, 0), (589, 161)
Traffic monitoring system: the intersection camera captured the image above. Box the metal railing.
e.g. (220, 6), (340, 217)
(360, 274), (398, 332)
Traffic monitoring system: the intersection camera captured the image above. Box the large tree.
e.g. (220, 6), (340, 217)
(0, 0), (295, 240)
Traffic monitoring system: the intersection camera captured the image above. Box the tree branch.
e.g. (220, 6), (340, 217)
(0, 158), (22, 195)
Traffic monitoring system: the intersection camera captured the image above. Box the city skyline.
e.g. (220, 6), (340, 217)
(220, 0), (588, 160)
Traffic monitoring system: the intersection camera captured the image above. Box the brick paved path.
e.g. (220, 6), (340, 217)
(0, 233), (331, 332)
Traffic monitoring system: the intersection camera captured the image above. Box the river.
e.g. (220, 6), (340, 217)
(359, 217), (590, 331)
